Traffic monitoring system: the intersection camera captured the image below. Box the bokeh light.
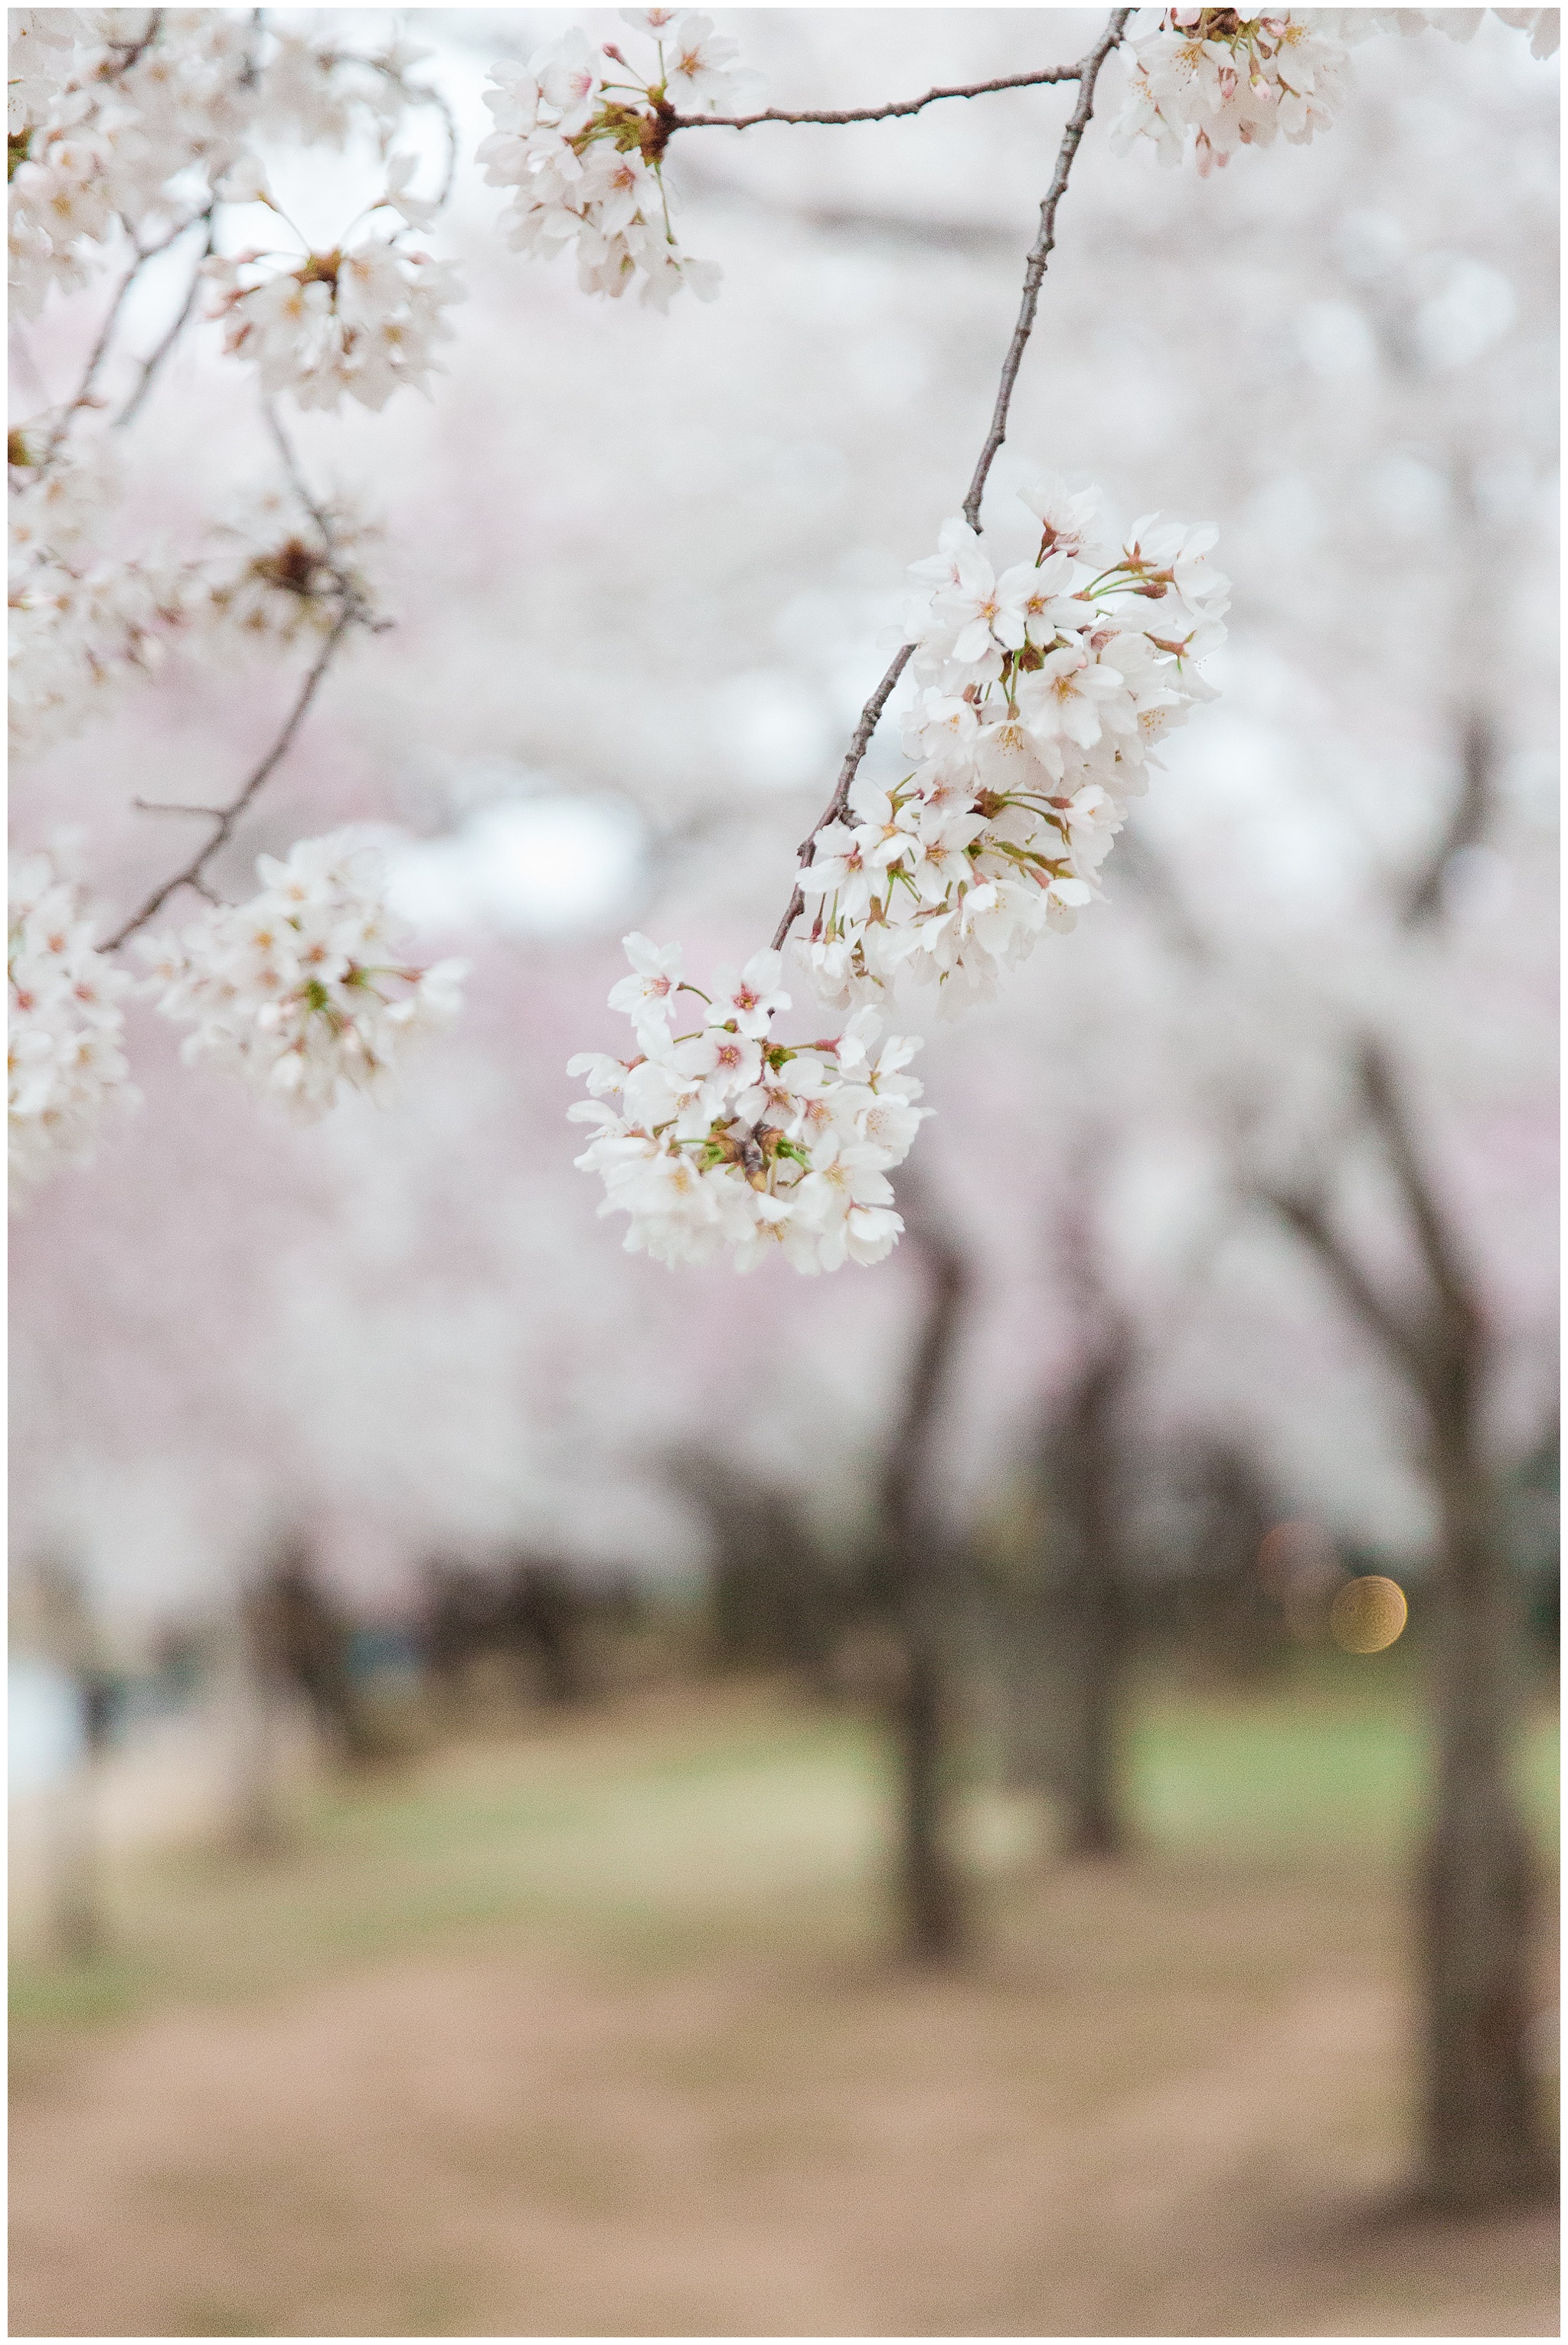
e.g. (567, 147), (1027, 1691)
(1329, 1575), (1409, 1655)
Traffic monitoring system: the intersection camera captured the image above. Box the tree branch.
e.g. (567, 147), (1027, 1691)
(767, 8), (1130, 959)
(1356, 1038), (1481, 1341)
(1403, 708), (1495, 928)
(1257, 1179), (1429, 1385)
(102, 606), (358, 953)
(664, 62), (1088, 140)
(113, 208), (217, 430)
(961, 9), (1130, 528)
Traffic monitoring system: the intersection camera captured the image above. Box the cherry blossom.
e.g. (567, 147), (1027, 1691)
(478, 14), (760, 311)
(570, 940), (924, 1272)
(8, 433), (198, 764)
(791, 470), (1226, 1016)
(8, 846), (135, 1195)
(1113, 8), (1559, 176)
(139, 833), (468, 1121)
(207, 227), (465, 415)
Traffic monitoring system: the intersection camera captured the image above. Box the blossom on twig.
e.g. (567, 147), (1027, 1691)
(8, 845), (135, 1195)
(794, 473), (1227, 1015)
(139, 832), (468, 1120)
(569, 937), (926, 1271)
(478, 12), (760, 310)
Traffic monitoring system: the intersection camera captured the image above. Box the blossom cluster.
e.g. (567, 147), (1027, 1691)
(204, 487), (381, 653)
(139, 833), (468, 1120)
(1112, 11), (1351, 173)
(8, 433), (197, 764)
(8, 10), (457, 332)
(795, 475), (1226, 1016)
(1113, 8), (1559, 174)
(9, 433), (377, 760)
(479, 11), (761, 312)
(569, 937), (924, 1271)
(8, 847), (134, 1195)
(207, 173), (465, 414)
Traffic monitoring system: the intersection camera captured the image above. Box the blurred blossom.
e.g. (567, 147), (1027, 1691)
(1414, 256), (1517, 368)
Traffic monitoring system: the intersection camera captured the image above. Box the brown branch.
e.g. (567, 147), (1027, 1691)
(961, 8), (1130, 527)
(1403, 709), (1495, 928)
(767, 8), (1130, 958)
(114, 208), (216, 430)
(1356, 1039), (1481, 1342)
(768, 642), (913, 952)
(102, 607), (358, 952)
(1258, 1181), (1429, 1385)
(663, 62), (1087, 140)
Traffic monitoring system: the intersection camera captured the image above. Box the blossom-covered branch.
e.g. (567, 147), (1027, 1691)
(568, 8), (1206, 1276)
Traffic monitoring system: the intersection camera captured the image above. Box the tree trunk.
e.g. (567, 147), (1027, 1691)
(891, 1606), (965, 1961)
(1419, 1434), (1545, 2205)
(880, 1205), (970, 1964)
(1055, 1330), (1133, 1858)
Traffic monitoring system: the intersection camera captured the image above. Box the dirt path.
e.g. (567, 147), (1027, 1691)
(11, 1873), (1557, 2337)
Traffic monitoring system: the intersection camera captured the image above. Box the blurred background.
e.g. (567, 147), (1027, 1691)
(9, 8), (1559, 2336)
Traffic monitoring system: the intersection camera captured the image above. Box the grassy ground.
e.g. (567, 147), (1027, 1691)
(9, 1662), (1560, 2337)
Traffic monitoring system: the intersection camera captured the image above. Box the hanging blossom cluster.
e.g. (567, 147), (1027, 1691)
(207, 162), (465, 414)
(8, 430), (198, 764)
(569, 941), (924, 1271)
(567, 473), (1227, 1273)
(137, 834), (468, 1122)
(1112, 8), (1558, 173)
(8, 847), (134, 1194)
(8, 11), (456, 322)
(1111, 11), (1351, 170)
(9, 433), (381, 760)
(204, 486), (381, 654)
(479, 11), (762, 312)
(800, 476), (1227, 1016)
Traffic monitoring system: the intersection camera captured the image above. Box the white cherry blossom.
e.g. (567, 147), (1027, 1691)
(9, 846), (135, 1195)
(570, 937), (926, 1273)
(792, 469), (1227, 1015)
(139, 832), (467, 1120)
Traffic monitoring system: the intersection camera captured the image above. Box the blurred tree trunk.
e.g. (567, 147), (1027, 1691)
(1052, 1325), (1135, 1857)
(881, 1208), (970, 1963)
(1266, 1040), (1546, 2207)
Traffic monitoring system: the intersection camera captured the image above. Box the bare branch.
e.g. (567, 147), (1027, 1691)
(114, 208), (216, 430)
(1356, 1039), (1481, 1339)
(1403, 709), (1496, 928)
(664, 61), (1087, 140)
(1257, 1180), (1429, 1384)
(102, 607), (358, 953)
(961, 8), (1131, 528)
(768, 8), (1129, 958)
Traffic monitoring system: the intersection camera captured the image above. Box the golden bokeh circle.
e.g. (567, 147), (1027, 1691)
(1329, 1575), (1408, 1654)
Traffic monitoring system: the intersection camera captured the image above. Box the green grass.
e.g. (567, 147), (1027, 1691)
(11, 1669), (1557, 2052)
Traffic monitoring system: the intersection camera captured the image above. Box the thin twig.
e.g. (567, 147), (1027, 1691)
(768, 8), (1130, 957)
(114, 208), (216, 430)
(769, 644), (913, 952)
(103, 607), (358, 952)
(664, 63), (1086, 141)
(36, 205), (216, 462)
(961, 8), (1130, 527)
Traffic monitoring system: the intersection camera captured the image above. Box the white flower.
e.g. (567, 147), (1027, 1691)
(1111, 11), (1351, 175)
(479, 12), (754, 309)
(795, 468), (1226, 1011)
(570, 934), (928, 1274)
(606, 931), (685, 1041)
(9, 845), (136, 1195)
(139, 831), (466, 1120)
(208, 236), (465, 415)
